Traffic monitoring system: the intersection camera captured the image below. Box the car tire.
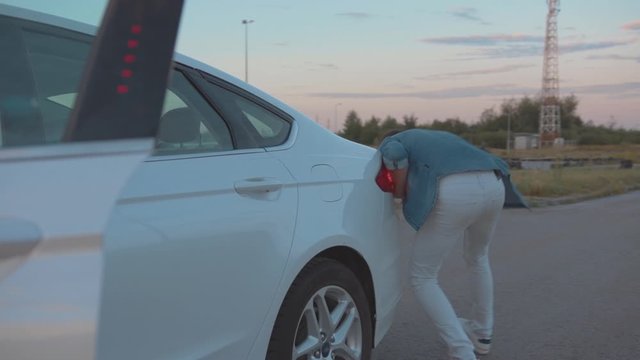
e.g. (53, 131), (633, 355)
(266, 258), (373, 360)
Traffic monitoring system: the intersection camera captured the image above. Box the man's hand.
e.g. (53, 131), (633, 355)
(391, 168), (408, 199)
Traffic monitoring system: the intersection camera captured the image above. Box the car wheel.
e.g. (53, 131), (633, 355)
(266, 258), (373, 360)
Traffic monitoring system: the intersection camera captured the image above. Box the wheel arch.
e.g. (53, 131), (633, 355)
(315, 246), (377, 343)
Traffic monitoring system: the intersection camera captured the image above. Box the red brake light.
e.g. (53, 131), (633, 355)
(375, 164), (395, 193)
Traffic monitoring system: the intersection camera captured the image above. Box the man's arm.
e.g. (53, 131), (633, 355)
(379, 138), (409, 199)
(392, 168), (408, 199)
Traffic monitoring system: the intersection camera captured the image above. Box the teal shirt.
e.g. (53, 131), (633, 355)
(379, 129), (527, 231)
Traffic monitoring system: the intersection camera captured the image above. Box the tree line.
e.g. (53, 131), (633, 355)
(337, 95), (640, 147)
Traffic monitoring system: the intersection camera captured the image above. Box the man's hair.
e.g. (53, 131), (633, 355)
(381, 129), (403, 141)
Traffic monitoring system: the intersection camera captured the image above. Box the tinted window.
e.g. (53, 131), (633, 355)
(154, 72), (233, 155)
(24, 28), (91, 144)
(0, 18), (90, 148)
(0, 18), (233, 153)
(201, 81), (291, 148)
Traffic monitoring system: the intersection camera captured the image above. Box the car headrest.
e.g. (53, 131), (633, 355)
(158, 108), (200, 143)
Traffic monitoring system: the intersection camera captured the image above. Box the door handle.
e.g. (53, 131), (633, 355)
(234, 178), (283, 195)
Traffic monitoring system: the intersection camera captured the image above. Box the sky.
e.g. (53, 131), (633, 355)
(3, 0), (639, 131)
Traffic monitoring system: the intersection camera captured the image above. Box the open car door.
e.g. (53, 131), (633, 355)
(0, 0), (184, 358)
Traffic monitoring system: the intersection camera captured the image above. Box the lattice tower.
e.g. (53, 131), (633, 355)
(539, 0), (561, 147)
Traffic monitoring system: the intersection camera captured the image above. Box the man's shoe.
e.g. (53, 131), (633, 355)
(460, 318), (491, 355)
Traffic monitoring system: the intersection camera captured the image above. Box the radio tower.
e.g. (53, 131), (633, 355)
(539, 0), (561, 147)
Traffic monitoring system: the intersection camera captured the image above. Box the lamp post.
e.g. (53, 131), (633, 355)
(507, 109), (512, 155)
(241, 19), (254, 83)
(334, 103), (342, 132)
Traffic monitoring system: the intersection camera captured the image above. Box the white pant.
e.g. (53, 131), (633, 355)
(410, 171), (505, 360)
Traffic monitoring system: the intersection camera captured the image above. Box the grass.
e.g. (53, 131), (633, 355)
(491, 144), (640, 163)
(511, 166), (640, 202)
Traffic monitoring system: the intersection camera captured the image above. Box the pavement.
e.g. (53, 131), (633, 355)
(373, 191), (640, 360)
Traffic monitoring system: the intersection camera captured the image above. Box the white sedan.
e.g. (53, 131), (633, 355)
(0, 4), (405, 360)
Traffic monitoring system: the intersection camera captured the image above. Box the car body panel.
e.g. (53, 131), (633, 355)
(0, 139), (153, 360)
(97, 149), (298, 360)
(265, 136), (406, 347)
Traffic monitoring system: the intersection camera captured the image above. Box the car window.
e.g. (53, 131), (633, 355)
(23, 28), (91, 144)
(0, 17), (233, 153)
(200, 81), (291, 148)
(0, 17), (90, 148)
(154, 71), (233, 155)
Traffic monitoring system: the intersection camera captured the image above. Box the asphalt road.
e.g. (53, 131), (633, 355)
(373, 191), (640, 360)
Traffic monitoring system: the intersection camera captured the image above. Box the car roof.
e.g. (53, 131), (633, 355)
(0, 3), (301, 121)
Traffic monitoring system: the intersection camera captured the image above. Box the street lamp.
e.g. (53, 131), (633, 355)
(507, 109), (512, 155)
(241, 19), (254, 83)
(334, 103), (342, 132)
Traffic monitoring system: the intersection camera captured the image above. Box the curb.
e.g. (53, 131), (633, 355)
(526, 186), (640, 207)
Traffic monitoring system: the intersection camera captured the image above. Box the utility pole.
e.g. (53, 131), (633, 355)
(539, 0), (561, 147)
(507, 109), (512, 154)
(241, 19), (254, 83)
(334, 103), (342, 133)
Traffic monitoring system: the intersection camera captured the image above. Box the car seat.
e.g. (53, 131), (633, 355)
(157, 107), (200, 149)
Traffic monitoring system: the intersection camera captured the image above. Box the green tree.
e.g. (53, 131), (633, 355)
(430, 117), (470, 135)
(475, 108), (499, 131)
(380, 116), (400, 133)
(339, 110), (363, 142)
(361, 116), (381, 145)
(403, 114), (418, 129)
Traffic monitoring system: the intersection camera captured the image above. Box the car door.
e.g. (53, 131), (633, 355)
(0, 140), (153, 360)
(97, 68), (298, 360)
(0, 0), (183, 358)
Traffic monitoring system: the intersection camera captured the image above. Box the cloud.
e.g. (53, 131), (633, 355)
(273, 42), (289, 47)
(336, 12), (372, 19)
(451, 38), (634, 60)
(561, 39), (635, 54)
(448, 7), (490, 25)
(622, 20), (640, 31)
(308, 84), (536, 100)
(308, 82), (640, 100)
(421, 34), (543, 46)
(317, 63), (339, 70)
(469, 45), (542, 59)
(416, 64), (534, 80)
(586, 54), (640, 62)
(304, 61), (339, 71)
(567, 82), (640, 95)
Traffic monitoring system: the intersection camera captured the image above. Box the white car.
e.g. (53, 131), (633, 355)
(0, 4), (404, 360)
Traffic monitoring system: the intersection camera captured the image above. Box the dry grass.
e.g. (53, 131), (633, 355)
(491, 144), (640, 163)
(511, 166), (640, 198)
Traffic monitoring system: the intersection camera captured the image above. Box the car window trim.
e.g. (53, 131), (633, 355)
(197, 71), (294, 125)
(188, 73), (263, 149)
(173, 64), (238, 150)
(145, 146), (265, 162)
(194, 71), (294, 149)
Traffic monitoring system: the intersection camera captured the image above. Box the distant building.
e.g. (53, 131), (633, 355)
(514, 133), (540, 150)
(553, 137), (565, 148)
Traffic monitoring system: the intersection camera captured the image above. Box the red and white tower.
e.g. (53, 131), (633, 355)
(539, 0), (561, 147)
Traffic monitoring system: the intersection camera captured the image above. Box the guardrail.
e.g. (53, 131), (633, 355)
(506, 157), (634, 170)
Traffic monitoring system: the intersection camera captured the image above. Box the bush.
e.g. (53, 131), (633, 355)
(463, 131), (508, 149)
